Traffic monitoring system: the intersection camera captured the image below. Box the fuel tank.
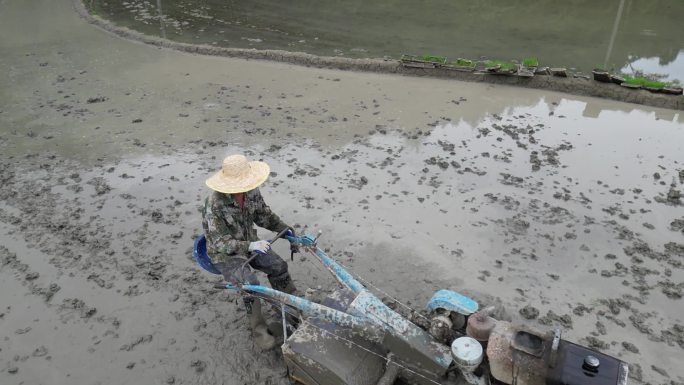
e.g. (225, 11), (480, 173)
(546, 340), (629, 385)
(487, 321), (628, 385)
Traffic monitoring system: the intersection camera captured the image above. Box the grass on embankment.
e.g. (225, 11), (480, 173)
(485, 60), (517, 71)
(622, 76), (670, 89)
(522, 57), (538, 67)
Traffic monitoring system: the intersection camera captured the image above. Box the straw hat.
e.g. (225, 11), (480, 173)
(205, 155), (270, 194)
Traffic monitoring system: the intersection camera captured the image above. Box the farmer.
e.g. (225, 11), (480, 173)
(202, 154), (297, 349)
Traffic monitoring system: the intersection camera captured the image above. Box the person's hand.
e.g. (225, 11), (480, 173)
(248, 240), (271, 254)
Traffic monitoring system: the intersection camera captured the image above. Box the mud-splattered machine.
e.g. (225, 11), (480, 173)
(194, 231), (629, 385)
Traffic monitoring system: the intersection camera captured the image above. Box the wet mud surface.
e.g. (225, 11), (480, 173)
(1, 0), (684, 384)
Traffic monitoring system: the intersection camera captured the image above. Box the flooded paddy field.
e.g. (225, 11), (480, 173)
(1, 0), (683, 384)
(90, 0), (684, 82)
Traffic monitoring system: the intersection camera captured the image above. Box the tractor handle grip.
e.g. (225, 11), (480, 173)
(269, 227), (292, 245)
(250, 228), (293, 257)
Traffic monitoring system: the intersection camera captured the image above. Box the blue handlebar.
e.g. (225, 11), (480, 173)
(286, 234), (316, 247)
(253, 232), (312, 256)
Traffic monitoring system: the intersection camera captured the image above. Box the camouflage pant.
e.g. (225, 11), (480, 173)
(213, 249), (293, 293)
(214, 250), (295, 314)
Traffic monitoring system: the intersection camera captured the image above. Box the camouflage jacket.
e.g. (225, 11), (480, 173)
(202, 188), (288, 262)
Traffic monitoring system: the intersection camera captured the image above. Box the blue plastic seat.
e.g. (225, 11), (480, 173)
(193, 234), (222, 275)
(426, 289), (479, 316)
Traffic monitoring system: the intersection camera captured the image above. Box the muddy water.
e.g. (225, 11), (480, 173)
(90, 0), (684, 82)
(1, 0), (684, 384)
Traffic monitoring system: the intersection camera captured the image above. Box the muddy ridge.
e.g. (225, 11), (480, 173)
(73, 0), (684, 112)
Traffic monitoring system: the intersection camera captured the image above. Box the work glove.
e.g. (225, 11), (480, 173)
(248, 240), (271, 254)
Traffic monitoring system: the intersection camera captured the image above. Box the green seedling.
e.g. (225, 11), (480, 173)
(622, 76), (669, 89)
(485, 60), (517, 71)
(415, 55), (447, 64)
(452, 58), (475, 67)
(522, 57), (538, 67)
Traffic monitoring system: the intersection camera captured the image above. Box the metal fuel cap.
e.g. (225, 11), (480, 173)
(583, 355), (600, 371)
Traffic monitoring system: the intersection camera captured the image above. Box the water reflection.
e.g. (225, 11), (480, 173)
(110, 0), (684, 81)
(621, 50), (684, 83)
(155, 0), (166, 39)
(581, 99), (681, 122)
(603, 0), (626, 69)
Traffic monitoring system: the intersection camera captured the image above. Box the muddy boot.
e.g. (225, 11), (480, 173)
(269, 273), (297, 295)
(246, 298), (276, 350)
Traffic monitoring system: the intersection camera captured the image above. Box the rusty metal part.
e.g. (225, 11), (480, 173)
(487, 321), (552, 385)
(465, 311), (497, 342)
(428, 314), (453, 343)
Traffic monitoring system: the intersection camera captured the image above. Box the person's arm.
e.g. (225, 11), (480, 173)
(251, 189), (289, 233)
(203, 199), (250, 256)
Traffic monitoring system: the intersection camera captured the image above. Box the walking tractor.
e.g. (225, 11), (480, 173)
(193, 230), (629, 385)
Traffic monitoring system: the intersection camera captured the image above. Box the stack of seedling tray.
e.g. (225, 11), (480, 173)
(399, 54), (682, 96)
(593, 69), (683, 95)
